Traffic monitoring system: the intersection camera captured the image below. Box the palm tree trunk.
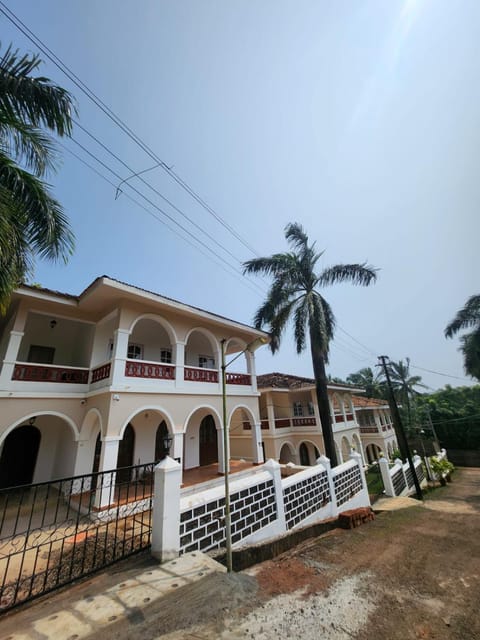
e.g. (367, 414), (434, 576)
(309, 325), (338, 467)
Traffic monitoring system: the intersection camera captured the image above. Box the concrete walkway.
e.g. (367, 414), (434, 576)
(1, 552), (225, 640)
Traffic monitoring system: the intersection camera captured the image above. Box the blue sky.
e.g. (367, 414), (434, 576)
(2, 0), (478, 389)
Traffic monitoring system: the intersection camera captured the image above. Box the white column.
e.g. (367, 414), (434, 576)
(317, 454), (338, 518)
(151, 456), (182, 562)
(0, 330), (25, 386)
(266, 393), (276, 432)
(251, 422), (264, 464)
(174, 341), (185, 388)
(247, 352), (258, 393)
(93, 438), (120, 508)
(171, 431), (184, 465)
(110, 328), (129, 386)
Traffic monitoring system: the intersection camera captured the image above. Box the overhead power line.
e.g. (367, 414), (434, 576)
(0, 1), (262, 259)
(58, 142), (263, 295)
(67, 136), (266, 298)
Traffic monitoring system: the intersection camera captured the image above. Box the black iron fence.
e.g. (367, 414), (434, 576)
(0, 462), (154, 613)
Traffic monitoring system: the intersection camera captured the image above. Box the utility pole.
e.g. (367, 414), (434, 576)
(378, 355), (423, 500)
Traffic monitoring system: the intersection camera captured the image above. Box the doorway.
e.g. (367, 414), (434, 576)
(199, 415), (218, 466)
(0, 425), (41, 488)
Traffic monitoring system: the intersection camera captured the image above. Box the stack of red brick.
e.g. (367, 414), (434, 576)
(338, 507), (375, 529)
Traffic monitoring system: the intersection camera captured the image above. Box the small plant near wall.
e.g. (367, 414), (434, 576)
(429, 456), (455, 486)
(390, 448), (402, 461)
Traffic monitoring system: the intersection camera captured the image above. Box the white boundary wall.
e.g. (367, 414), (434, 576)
(379, 453), (431, 497)
(151, 451), (371, 562)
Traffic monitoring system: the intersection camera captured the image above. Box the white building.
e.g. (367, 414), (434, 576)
(352, 395), (398, 462)
(257, 373), (365, 466)
(0, 277), (268, 489)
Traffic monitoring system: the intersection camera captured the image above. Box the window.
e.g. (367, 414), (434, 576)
(293, 402), (303, 417)
(160, 348), (172, 364)
(27, 345), (55, 364)
(307, 402), (315, 416)
(198, 355), (215, 369)
(127, 343), (143, 360)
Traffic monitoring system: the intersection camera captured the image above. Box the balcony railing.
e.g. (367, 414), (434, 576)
(292, 416), (316, 427)
(12, 363), (89, 384)
(225, 372), (251, 385)
(360, 426), (379, 434)
(91, 362), (111, 383)
(125, 360), (174, 380)
(184, 366), (218, 383)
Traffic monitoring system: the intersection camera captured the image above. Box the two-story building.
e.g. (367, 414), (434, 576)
(0, 277), (268, 490)
(256, 373), (365, 466)
(352, 396), (398, 462)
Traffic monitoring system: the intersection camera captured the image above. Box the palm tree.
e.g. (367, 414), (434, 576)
(0, 44), (75, 311)
(243, 222), (377, 466)
(346, 367), (387, 399)
(385, 358), (426, 430)
(445, 295), (480, 381)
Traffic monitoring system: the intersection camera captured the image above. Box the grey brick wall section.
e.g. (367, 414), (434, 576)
(333, 464), (363, 507)
(283, 470), (330, 530)
(392, 467), (406, 495)
(179, 479), (276, 554)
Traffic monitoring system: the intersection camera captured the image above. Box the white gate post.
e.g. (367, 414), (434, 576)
(151, 456), (182, 562)
(379, 456), (395, 497)
(317, 455), (338, 518)
(264, 459), (287, 533)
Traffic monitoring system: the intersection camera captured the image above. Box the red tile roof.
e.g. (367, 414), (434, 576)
(257, 372), (361, 391)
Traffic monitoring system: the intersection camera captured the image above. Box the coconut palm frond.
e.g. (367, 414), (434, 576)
(0, 117), (57, 176)
(0, 45), (75, 136)
(445, 294), (480, 338)
(318, 263), (378, 287)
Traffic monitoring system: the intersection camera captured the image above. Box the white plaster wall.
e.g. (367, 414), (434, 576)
(130, 319), (172, 362)
(91, 315), (116, 366)
(18, 313), (93, 367)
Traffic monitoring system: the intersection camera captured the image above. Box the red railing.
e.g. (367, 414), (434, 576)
(335, 414), (344, 423)
(225, 372), (251, 385)
(125, 361), (174, 379)
(91, 362), (111, 383)
(12, 364), (89, 384)
(292, 417), (316, 427)
(360, 427), (379, 434)
(260, 420), (269, 430)
(184, 367), (218, 383)
(275, 418), (291, 428)
(345, 413), (354, 421)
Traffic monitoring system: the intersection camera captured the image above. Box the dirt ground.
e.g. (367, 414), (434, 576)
(98, 467), (480, 640)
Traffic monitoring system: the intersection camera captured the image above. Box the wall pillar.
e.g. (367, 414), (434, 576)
(379, 456), (395, 496)
(151, 456), (182, 562)
(110, 328), (130, 386)
(264, 458), (287, 533)
(93, 438), (120, 508)
(317, 454), (338, 518)
(174, 341), (185, 389)
(0, 330), (25, 386)
(350, 450), (368, 493)
(266, 393), (276, 432)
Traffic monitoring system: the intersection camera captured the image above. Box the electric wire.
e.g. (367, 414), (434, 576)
(58, 142), (262, 293)
(0, 1), (263, 259)
(66, 136), (266, 298)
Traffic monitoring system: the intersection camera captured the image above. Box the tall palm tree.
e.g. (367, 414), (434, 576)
(243, 222), (377, 466)
(0, 44), (75, 311)
(385, 358), (426, 429)
(445, 295), (480, 381)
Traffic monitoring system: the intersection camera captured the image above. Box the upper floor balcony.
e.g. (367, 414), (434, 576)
(1, 312), (257, 396)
